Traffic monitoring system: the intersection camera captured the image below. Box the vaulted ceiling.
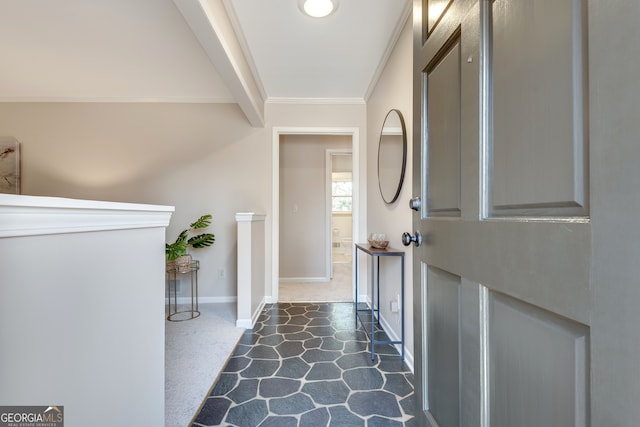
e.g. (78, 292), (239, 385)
(0, 0), (411, 126)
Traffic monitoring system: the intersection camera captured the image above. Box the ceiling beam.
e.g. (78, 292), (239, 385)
(173, 0), (265, 127)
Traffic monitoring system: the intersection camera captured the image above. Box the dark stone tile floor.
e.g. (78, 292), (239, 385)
(191, 303), (417, 427)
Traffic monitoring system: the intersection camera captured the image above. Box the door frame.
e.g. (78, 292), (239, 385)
(271, 127), (361, 303)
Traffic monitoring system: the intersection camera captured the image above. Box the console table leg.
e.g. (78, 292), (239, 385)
(371, 255), (375, 361)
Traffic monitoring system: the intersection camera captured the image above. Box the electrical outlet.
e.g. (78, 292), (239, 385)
(390, 300), (399, 313)
(218, 269), (225, 279)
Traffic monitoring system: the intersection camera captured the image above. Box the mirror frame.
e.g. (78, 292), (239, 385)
(377, 109), (407, 204)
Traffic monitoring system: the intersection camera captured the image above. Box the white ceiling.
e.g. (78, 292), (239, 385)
(0, 0), (410, 120)
(226, 0), (410, 101)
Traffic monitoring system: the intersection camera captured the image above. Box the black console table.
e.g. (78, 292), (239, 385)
(354, 243), (405, 360)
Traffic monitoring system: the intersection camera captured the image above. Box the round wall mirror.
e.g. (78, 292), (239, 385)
(377, 109), (407, 204)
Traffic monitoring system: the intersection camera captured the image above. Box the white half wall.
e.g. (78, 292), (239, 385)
(0, 194), (173, 427)
(236, 212), (266, 328)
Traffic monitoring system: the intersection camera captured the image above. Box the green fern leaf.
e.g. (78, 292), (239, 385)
(190, 214), (212, 230)
(188, 233), (215, 248)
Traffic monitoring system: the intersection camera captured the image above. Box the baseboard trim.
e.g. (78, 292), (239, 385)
(361, 297), (414, 373)
(235, 319), (252, 328)
(165, 296), (237, 305)
(377, 310), (414, 373)
(279, 277), (331, 283)
(236, 297), (265, 329)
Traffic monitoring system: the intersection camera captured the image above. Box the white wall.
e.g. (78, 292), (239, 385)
(0, 100), (370, 306)
(365, 16), (414, 366)
(279, 134), (351, 280)
(0, 102), (268, 302)
(0, 195), (172, 426)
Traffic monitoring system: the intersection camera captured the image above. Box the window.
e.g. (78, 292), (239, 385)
(332, 174), (352, 212)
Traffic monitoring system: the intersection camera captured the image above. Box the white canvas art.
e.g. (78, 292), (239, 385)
(0, 138), (20, 194)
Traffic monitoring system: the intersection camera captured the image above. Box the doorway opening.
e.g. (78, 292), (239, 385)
(328, 150), (353, 281)
(272, 127), (360, 303)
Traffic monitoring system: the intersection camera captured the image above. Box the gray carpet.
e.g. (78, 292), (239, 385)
(165, 302), (245, 427)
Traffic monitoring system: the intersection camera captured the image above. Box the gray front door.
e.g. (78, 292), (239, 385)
(410, 0), (600, 425)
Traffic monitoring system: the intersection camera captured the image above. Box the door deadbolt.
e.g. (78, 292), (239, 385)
(409, 197), (421, 211)
(402, 231), (422, 247)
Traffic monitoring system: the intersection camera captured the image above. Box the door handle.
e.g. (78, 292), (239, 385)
(409, 197), (421, 211)
(402, 231), (422, 247)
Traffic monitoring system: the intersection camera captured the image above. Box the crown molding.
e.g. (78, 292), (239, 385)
(363, 2), (412, 102)
(266, 97), (365, 105)
(0, 96), (236, 104)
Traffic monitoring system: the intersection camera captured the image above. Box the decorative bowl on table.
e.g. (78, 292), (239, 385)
(368, 233), (389, 249)
(368, 239), (389, 249)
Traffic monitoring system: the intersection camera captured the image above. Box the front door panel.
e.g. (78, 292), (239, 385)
(426, 266), (461, 426)
(490, 293), (589, 427)
(426, 36), (461, 217)
(412, 0), (591, 425)
(491, 0), (588, 217)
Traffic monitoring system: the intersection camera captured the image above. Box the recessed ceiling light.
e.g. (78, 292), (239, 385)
(298, 0), (339, 18)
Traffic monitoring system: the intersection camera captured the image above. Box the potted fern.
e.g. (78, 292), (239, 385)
(166, 214), (215, 272)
